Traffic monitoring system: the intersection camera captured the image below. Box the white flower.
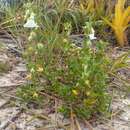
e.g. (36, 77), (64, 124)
(89, 28), (97, 40)
(24, 12), (39, 28)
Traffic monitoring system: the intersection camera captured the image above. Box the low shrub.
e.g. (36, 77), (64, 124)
(17, 21), (111, 119)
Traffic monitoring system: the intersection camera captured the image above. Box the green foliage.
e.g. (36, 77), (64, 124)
(17, 84), (43, 103)
(18, 17), (111, 119)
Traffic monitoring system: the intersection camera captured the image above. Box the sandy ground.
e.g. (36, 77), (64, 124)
(0, 34), (130, 130)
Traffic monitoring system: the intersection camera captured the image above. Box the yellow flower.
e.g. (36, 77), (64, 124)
(85, 80), (90, 88)
(26, 73), (32, 80)
(28, 47), (33, 52)
(63, 39), (68, 43)
(37, 67), (43, 72)
(86, 91), (91, 96)
(85, 80), (89, 85)
(84, 98), (96, 106)
(72, 89), (78, 96)
(35, 51), (38, 55)
(33, 92), (38, 98)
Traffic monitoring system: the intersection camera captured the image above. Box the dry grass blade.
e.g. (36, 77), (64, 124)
(75, 118), (82, 130)
(70, 108), (75, 130)
(85, 120), (93, 130)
